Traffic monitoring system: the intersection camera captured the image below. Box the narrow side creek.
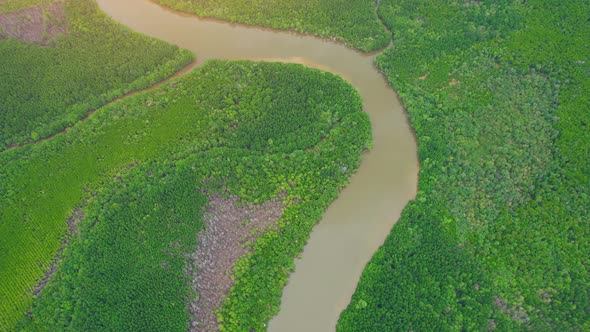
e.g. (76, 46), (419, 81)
(96, 0), (419, 330)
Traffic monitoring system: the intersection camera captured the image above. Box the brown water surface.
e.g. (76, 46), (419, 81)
(96, 1), (419, 330)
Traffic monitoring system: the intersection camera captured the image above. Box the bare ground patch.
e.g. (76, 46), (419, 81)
(32, 207), (84, 296)
(494, 295), (530, 324)
(188, 194), (284, 331)
(0, 0), (66, 45)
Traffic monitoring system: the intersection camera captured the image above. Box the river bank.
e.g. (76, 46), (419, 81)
(96, 0), (418, 330)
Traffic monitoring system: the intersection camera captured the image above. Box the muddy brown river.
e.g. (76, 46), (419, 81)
(96, 0), (419, 330)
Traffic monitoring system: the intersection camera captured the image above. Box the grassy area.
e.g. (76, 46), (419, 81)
(338, 0), (589, 330)
(0, 0), (192, 149)
(2, 61), (370, 330)
(154, 0), (390, 52)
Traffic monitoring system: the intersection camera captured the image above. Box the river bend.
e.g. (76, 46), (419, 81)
(95, 1), (419, 330)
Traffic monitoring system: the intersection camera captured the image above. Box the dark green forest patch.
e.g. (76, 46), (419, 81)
(0, 0), (192, 150)
(339, 0), (589, 330)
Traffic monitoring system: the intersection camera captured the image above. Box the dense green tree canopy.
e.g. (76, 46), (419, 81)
(0, 0), (192, 149)
(339, 0), (589, 330)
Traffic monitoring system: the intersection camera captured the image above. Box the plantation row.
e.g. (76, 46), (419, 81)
(0, 0), (192, 150)
(1, 61), (371, 330)
(339, 0), (589, 330)
(153, 0), (390, 52)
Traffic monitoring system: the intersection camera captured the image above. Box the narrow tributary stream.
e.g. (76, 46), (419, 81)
(96, 1), (419, 330)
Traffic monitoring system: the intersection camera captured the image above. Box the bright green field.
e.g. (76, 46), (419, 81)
(0, 0), (192, 149)
(1, 60), (370, 330)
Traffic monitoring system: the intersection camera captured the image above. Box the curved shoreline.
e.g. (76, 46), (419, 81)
(95, 0), (419, 330)
(148, 0), (392, 54)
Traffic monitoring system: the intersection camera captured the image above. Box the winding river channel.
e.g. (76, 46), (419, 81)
(96, 0), (419, 330)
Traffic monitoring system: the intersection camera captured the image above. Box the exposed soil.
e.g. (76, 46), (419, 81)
(33, 208), (84, 296)
(0, 0), (66, 45)
(188, 194), (284, 331)
(494, 295), (530, 324)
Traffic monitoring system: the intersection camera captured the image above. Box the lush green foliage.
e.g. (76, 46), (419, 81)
(5, 0), (587, 330)
(22, 163), (208, 331)
(0, 0), (192, 149)
(1, 61), (370, 330)
(339, 0), (589, 330)
(154, 0), (390, 52)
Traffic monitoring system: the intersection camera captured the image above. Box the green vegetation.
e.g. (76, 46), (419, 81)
(2, 61), (370, 330)
(4, 0), (587, 330)
(0, 0), (192, 149)
(339, 0), (589, 330)
(154, 0), (390, 52)
(22, 163), (208, 331)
